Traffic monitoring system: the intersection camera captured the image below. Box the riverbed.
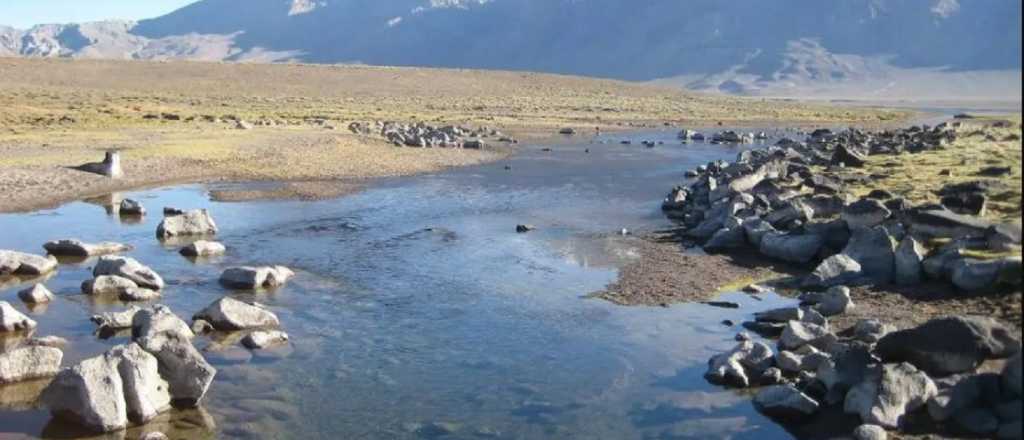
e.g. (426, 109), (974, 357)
(1, 129), (807, 439)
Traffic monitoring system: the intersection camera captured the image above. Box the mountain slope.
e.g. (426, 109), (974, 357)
(1, 0), (1020, 98)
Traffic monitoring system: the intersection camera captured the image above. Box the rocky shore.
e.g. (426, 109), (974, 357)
(658, 118), (1023, 439)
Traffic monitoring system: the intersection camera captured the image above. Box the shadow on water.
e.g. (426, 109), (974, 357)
(0, 129), (814, 439)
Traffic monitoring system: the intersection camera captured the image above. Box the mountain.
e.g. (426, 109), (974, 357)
(2, 0), (1021, 99)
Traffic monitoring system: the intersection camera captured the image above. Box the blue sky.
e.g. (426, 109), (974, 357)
(0, 0), (198, 29)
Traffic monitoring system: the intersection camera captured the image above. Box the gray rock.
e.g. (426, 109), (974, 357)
(804, 254), (862, 288)
(742, 217), (777, 248)
(998, 421), (1023, 440)
(780, 321), (833, 351)
(988, 222), (1023, 252)
(0, 301), (36, 332)
(906, 208), (992, 240)
(760, 367), (785, 385)
(842, 199), (892, 229)
(845, 362), (938, 429)
(853, 424), (888, 440)
(704, 225), (747, 252)
(156, 209), (218, 238)
(0, 250), (58, 276)
(765, 199), (815, 229)
(241, 330), (290, 350)
(43, 239), (131, 257)
(219, 266), (295, 290)
(951, 257), (1022, 292)
(816, 286), (854, 317)
(179, 240), (226, 257)
(832, 144), (867, 167)
(131, 305), (195, 350)
(755, 307), (803, 323)
(0, 345), (63, 384)
(106, 344), (171, 424)
(91, 306), (142, 330)
(93, 256), (164, 291)
(18, 284), (54, 304)
(753, 384), (820, 420)
(800, 307), (828, 326)
(760, 232), (823, 264)
(842, 226), (896, 284)
(193, 297), (280, 331)
(853, 319), (894, 343)
(82, 275), (160, 302)
(1005, 354), (1022, 398)
(137, 333), (215, 406)
(42, 354), (128, 432)
(876, 316), (1021, 377)
(119, 199), (146, 216)
(818, 344), (875, 405)
(705, 341), (775, 387)
(893, 236), (926, 285)
(953, 408), (1000, 436)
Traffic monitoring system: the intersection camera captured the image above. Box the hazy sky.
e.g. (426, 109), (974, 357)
(0, 0), (198, 28)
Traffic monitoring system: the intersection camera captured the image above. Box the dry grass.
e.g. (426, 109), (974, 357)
(848, 116), (1023, 224)
(0, 57), (907, 212)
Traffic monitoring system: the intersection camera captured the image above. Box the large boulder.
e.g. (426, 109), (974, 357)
(780, 321), (834, 351)
(0, 301), (37, 332)
(0, 345), (63, 383)
(842, 226), (897, 284)
(753, 385), (820, 420)
(131, 331), (215, 406)
(893, 236), (926, 285)
(0, 250), (58, 276)
(219, 266), (294, 290)
(43, 239), (132, 257)
(876, 316), (1021, 376)
(844, 362), (938, 429)
(156, 209), (218, 239)
(760, 232), (823, 264)
(842, 199), (892, 229)
(107, 344), (171, 424)
(193, 297), (280, 331)
(804, 254), (862, 288)
(1005, 354), (1022, 398)
(93, 256), (164, 291)
(42, 355), (128, 432)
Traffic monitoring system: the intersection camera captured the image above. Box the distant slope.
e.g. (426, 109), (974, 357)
(1, 0), (1020, 99)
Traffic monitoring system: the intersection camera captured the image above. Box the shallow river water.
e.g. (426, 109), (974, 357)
(1, 129), (805, 439)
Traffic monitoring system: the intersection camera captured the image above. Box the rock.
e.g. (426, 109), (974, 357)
(996, 399), (1022, 422)
(136, 333), (215, 406)
(156, 209), (218, 238)
(179, 240), (226, 257)
(705, 341), (775, 387)
(0, 301), (36, 332)
(219, 266), (295, 290)
(753, 385), (820, 420)
(704, 225), (747, 252)
(735, 332), (751, 342)
(107, 344), (171, 423)
(999, 421), (1023, 440)
(755, 307), (803, 323)
(816, 286), (854, 317)
(780, 321), (832, 351)
(91, 306), (142, 330)
(0, 250), (58, 276)
(988, 222), (1023, 252)
(241, 330), (289, 350)
(832, 144), (868, 167)
(743, 321), (786, 337)
(951, 257), (1022, 292)
(853, 424), (888, 440)
(818, 344), (875, 405)
(853, 319), (893, 343)
(842, 226), (896, 284)
(193, 297), (280, 331)
(760, 232), (823, 264)
(43, 239), (132, 257)
(800, 307), (828, 326)
(760, 367), (784, 385)
(742, 217), (778, 248)
(953, 408), (1000, 436)
(119, 199), (146, 216)
(876, 316), (1021, 376)
(0, 345), (63, 384)
(743, 283), (769, 294)
(843, 199), (892, 229)
(140, 433), (170, 440)
(26, 335), (69, 348)
(765, 199), (815, 229)
(845, 362), (938, 429)
(42, 354), (128, 432)
(82, 275), (160, 302)
(906, 208), (992, 240)
(942, 193), (988, 216)
(131, 306), (195, 350)
(18, 284), (54, 304)
(93, 256), (165, 291)
(191, 319), (214, 335)
(1005, 354), (1022, 397)
(804, 255), (862, 288)
(893, 236), (925, 285)
(119, 287), (161, 302)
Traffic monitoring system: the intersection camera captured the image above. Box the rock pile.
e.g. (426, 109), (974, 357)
(349, 121), (515, 148)
(661, 124), (1022, 293)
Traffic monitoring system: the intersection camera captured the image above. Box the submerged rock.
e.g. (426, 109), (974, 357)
(179, 240), (227, 257)
(156, 209), (218, 238)
(43, 239), (131, 257)
(18, 284), (54, 304)
(193, 297), (281, 331)
(93, 256), (164, 291)
(219, 266), (294, 290)
(241, 330), (290, 350)
(853, 424), (888, 440)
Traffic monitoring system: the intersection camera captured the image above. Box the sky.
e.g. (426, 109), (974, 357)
(0, 0), (198, 29)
